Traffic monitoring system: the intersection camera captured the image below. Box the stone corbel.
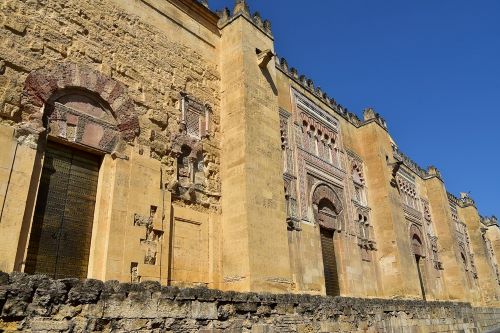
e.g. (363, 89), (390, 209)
(257, 49), (275, 69)
(286, 216), (301, 231)
(389, 160), (403, 188)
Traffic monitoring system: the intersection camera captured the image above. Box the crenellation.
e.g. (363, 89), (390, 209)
(392, 144), (429, 179)
(482, 216), (499, 227)
(217, 0), (272, 37)
(275, 55), (393, 131)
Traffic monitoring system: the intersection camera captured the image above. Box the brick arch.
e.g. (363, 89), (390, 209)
(21, 63), (139, 142)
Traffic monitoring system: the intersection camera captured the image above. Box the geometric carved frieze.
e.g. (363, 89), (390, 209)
(292, 88), (339, 132)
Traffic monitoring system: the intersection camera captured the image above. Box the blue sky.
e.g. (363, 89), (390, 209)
(209, 0), (500, 216)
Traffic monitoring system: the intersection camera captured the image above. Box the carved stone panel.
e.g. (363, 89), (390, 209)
(47, 101), (120, 153)
(311, 183), (344, 231)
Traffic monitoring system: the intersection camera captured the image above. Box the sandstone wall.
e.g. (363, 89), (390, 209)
(0, 0), (221, 197)
(0, 0), (223, 286)
(1, 272), (500, 333)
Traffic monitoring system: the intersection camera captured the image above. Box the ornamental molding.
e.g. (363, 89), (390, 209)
(292, 88), (339, 133)
(20, 63), (139, 145)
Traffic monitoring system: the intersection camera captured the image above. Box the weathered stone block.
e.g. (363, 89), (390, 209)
(67, 279), (103, 305)
(29, 319), (70, 332)
(191, 301), (217, 320)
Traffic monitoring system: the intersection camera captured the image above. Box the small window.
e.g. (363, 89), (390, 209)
(181, 94), (209, 139)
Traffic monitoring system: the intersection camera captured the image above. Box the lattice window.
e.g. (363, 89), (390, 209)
(181, 93), (209, 139)
(186, 109), (202, 138)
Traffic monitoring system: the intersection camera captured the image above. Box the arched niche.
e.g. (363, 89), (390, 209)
(458, 243), (469, 268)
(20, 63), (139, 149)
(410, 224), (425, 257)
(42, 89), (122, 153)
(312, 184), (343, 231)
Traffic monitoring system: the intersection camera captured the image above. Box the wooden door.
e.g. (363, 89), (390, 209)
(320, 228), (340, 296)
(25, 142), (100, 279)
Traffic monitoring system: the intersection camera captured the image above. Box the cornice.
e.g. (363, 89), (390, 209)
(167, 0), (220, 33)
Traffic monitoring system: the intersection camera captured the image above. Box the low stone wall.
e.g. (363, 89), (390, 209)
(0, 272), (499, 332)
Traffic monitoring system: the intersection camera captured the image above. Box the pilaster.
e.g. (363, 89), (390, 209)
(219, 3), (292, 293)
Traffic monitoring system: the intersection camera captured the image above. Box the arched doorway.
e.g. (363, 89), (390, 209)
(410, 225), (426, 300)
(20, 64), (139, 279)
(312, 184), (342, 296)
(459, 245), (473, 288)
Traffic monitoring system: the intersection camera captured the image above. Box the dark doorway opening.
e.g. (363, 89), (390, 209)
(320, 227), (340, 296)
(25, 141), (100, 279)
(415, 254), (426, 301)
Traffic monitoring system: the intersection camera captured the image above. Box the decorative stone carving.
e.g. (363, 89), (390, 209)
(144, 248), (156, 265)
(280, 109), (293, 174)
(280, 109), (300, 230)
(410, 224), (425, 257)
(131, 262), (140, 283)
(421, 199), (442, 270)
(428, 235), (443, 270)
(312, 184), (343, 231)
(397, 172), (420, 215)
(135, 206), (163, 267)
(290, 90), (347, 222)
(454, 218), (478, 280)
(481, 229), (500, 285)
(20, 63), (139, 146)
(169, 93), (219, 208)
(180, 92), (210, 140)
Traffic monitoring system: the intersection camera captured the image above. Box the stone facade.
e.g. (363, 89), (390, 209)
(0, 0), (499, 324)
(1, 272), (500, 333)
